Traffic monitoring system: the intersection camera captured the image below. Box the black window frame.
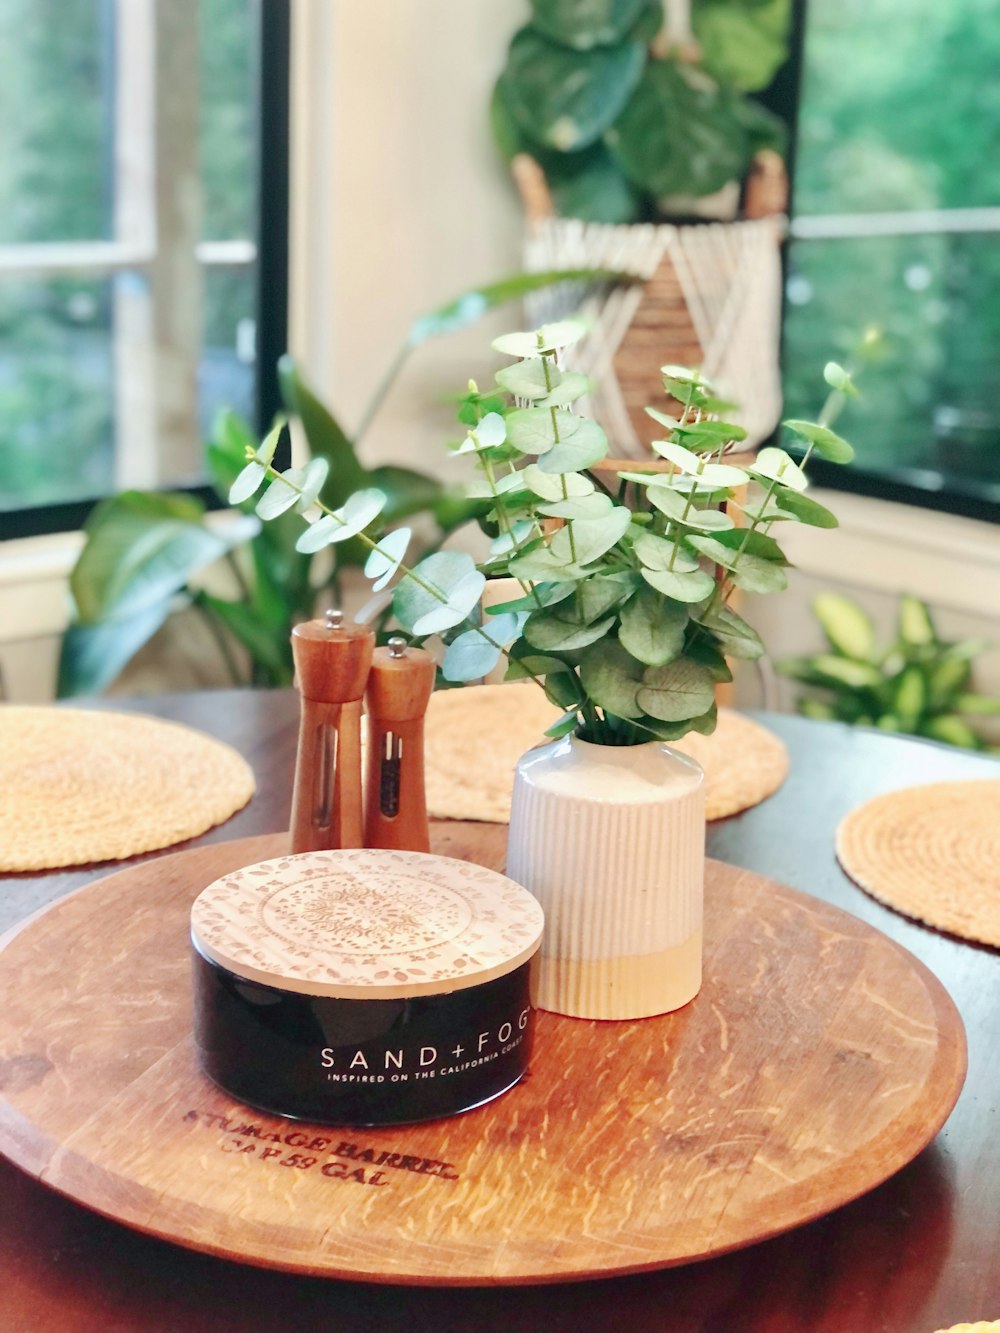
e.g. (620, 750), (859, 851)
(776, 0), (1000, 527)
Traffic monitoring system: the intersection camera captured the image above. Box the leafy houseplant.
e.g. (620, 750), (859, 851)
(231, 316), (853, 1021)
(58, 270), (624, 698)
(778, 593), (1000, 753)
(491, 0), (790, 222)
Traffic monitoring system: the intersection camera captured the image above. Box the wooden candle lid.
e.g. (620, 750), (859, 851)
(291, 613), (374, 704)
(190, 849), (544, 1000)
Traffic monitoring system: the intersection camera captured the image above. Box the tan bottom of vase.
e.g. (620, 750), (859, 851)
(534, 928), (703, 1021)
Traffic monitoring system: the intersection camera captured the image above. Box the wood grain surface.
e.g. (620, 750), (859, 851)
(0, 827), (966, 1286)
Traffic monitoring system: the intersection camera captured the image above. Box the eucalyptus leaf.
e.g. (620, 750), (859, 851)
(455, 412), (508, 454)
(633, 531), (700, 573)
(364, 526), (412, 591)
(523, 608), (616, 652)
(550, 506), (631, 565)
(499, 27), (645, 151)
(412, 568), (487, 635)
(229, 461), (266, 505)
(823, 361), (858, 396)
(442, 630), (504, 683)
(574, 572), (640, 622)
(728, 554), (788, 594)
(506, 406), (559, 455)
(294, 456), (330, 512)
(773, 489), (838, 528)
(465, 470), (530, 499)
(636, 658), (716, 722)
(496, 358), (560, 400)
(255, 417), (285, 467)
(619, 586), (688, 666)
(257, 468), (306, 520)
(545, 711), (583, 740)
(537, 372), (591, 407)
(749, 447), (808, 491)
(538, 492), (614, 520)
(783, 419), (855, 464)
(508, 546), (592, 582)
(579, 638), (644, 718)
(490, 520), (535, 557)
(698, 604), (764, 659)
(683, 635), (733, 683)
(523, 463), (594, 500)
(646, 487), (734, 530)
(486, 581), (578, 614)
(536, 415), (608, 472)
(673, 419), (747, 449)
(700, 527), (789, 563)
(321, 487), (388, 544)
(641, 566), (717, 603)
(492, 319), (589, 358)
(393, 551), (480, 633)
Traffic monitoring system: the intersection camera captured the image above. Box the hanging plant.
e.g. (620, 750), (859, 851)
(491, 0), (791, 222)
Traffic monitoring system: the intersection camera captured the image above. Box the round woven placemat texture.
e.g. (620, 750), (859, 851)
(836, 780), (1000, 947)
(0, 706), (256, 872)
(423, 686), (788, 824)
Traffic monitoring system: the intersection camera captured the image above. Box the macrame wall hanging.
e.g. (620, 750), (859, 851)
(513, 0), (788, 461)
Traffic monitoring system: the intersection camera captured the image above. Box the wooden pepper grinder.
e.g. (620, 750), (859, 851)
(290, 610), (374, 853)
(364, 636), (436, 853)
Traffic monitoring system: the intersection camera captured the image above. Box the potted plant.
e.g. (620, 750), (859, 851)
(491, 0), (790, 224)
(778, 592), (1000, 752)
(231, 318), (855, 1020)
(491, 0), (794, 456)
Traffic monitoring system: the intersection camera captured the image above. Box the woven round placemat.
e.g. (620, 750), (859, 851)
(423, 686), (788, 824)
(836, 781), (1000, 947)
(0, 706), (256, 872)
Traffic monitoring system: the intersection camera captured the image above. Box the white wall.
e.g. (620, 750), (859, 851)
(289, 0), (529, 473)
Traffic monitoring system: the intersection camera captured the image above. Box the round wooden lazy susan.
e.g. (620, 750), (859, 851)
(0, 830), (966, 1286)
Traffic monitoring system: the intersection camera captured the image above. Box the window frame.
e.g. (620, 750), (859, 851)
(778, 0), (1000, 526)
(2, 0), (290, 541)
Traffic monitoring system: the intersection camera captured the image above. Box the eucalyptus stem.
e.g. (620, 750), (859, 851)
(251, 454), (552, 696)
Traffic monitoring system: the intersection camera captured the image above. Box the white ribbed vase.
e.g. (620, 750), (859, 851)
(506, 736), (705, 1020)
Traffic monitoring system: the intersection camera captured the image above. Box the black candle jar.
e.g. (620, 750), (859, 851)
(191, 848), (544, 1126)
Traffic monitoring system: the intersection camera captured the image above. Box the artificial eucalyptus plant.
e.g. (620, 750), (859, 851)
(778, 593), (1000, 752)
(491, 0), (790, 221)
(58, 270), (625, 697)
(232, 319), (854, 746)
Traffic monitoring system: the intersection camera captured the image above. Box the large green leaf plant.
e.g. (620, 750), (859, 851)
(778, 593), (1000, 752)
(231, 318), (854, 745)
(492, 0), (790, 222)
(58, 270), (620, 697)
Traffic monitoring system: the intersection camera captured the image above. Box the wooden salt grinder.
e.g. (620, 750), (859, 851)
(364, 636), (436, 853)
(290, 610), (374, 853)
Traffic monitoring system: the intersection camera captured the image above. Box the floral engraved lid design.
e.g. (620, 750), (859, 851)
(191, 848), (545, 999)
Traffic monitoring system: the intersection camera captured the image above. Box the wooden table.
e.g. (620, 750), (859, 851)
(2, 690), (998, 1333)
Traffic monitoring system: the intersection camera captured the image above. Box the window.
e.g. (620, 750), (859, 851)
(0, 0), (287, 534)
(782, 0), (1000, 521)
